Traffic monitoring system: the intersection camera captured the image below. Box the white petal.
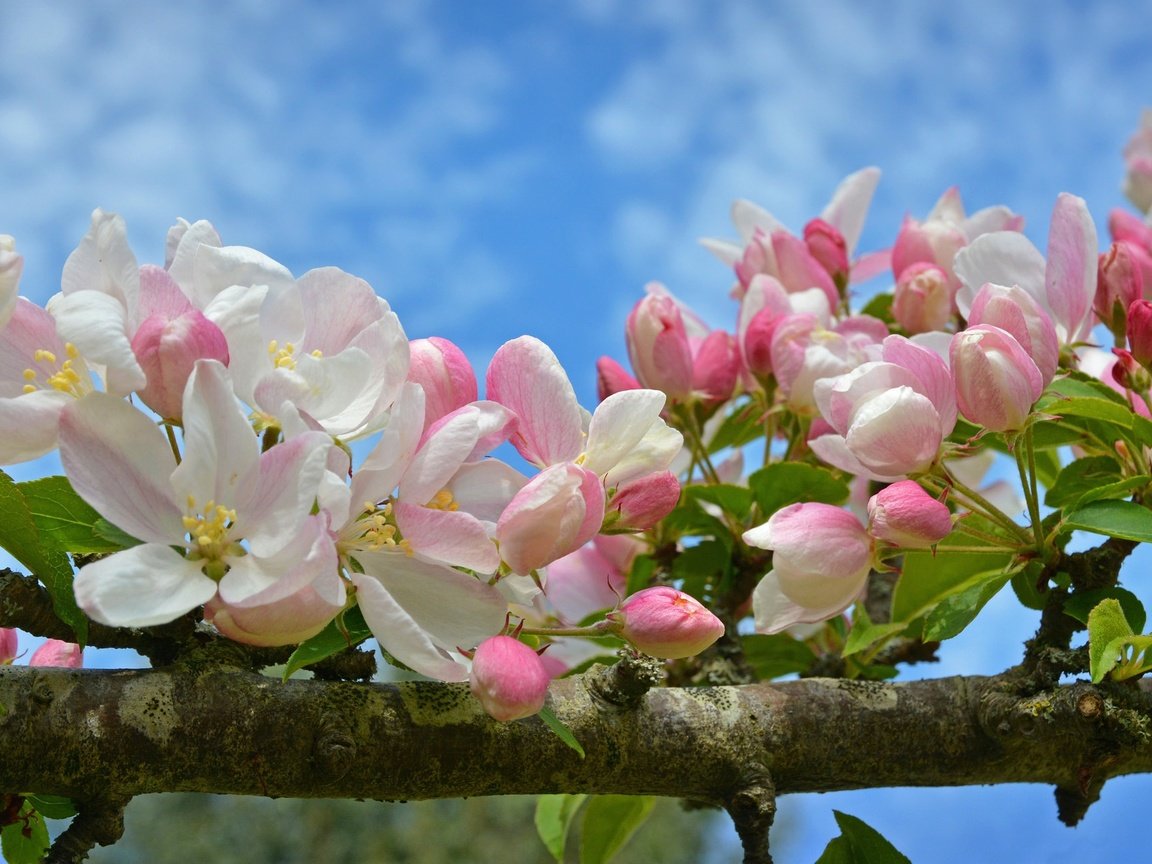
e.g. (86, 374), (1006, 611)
(74, 544), (217, 627)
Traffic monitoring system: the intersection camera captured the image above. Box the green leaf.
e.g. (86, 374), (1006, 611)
(741, 633), (817, 679)
(0, 471), (87, 644)
(1044, 456), (1122, 508)
(815, 811), (911, 864)
(1045, 371), (1131, 404)
(535, 794), (587, 862)
(671, 539), (730, 598)
(923, 573), (1011, 642)
(682, 483), (753, 521)
(92, 518), (143, 550)
(580, 796), (656, 864)
(625, 553), (656, 597)
(1088, 598), (1134, 683)
(282, 605), (372, 680)
(859, 292), (894, 325)
(16, 475), (122, 554)
(1064, 588), (1146, 633)
(747, 463), (849, 519)
(892, 519), (1015, 625)
(24, 794), (76, 820)
(842, 605), (906, 658)
(1064, 499), (1152, 542)
(538, 706), (585, 759)
(707, 398), (766, 454)
(1, 803), (50, 864)
(1036, 394), (1135, 427)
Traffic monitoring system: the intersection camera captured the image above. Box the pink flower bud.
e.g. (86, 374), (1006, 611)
(407, 337), (478, 432)
(743, 503), (872, 612)
(1108, 212), (1152, 289)
(1128, 299), (1152, 367)
(1096, 243), (1145, 336)
(496, 464), (605, 574)
(691, 329), (740, 405)
(132, 308), (230, 421)
(625, 292), (694, 402)
(596, 356), (640, 402)
(0, 629), (16, 664)
(967, 282), (1059, 385)
(611, 586), (724, 659)
(950, 325), (1044, 432)
(204, 586), (344, 648)
(867, 480), (952, 549)
(892, 262), (953, 334)
(803, 218), (850, 285)
(891, 211), (966, 282)
(469, 635), (550, 722)
(607, 471), (680, 530)
(29, 639), (82, 668)
(1111, 348), (1151, 393)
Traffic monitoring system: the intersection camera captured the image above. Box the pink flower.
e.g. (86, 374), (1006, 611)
(1109, 210), (1152, 291)
(809, 335), (956, 481)
(29, 639), (83, 668)
(743, 503), (872, 635)
(892, 262), (953, 334)
(596, 356), (640, 402)
(610, 586), (725, 659)
(803, 218), (850, 285)
(407, 337), (478, 434)
(204, 585), (343, 648)
(469, 636), (550, 722)
(1128, 299), (1152, 367)
(867, 481), (952, 549)
(606, 471), (680, 531)
(966, 282), (1059, 385)
(950, 325), (1044, 432)
(496, 463), (605, 575)
(0, 628), (16, 664)
(1096, 243), (1145, 337)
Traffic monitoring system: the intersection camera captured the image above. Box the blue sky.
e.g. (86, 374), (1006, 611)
(2, 2), (1152, 861)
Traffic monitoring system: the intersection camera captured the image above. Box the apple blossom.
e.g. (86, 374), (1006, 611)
(605, 470), (680, 531)
(892, 262), (953, 334)
(966, 282), (1059, 385)
(59, 360), (340, 628)
(609, 586), (725, 659)
(951, 325), (1044, 432)
(743, 503), (872, 635)
(867, 481), (953, 549)
(1096, 242), (1145, 338)
(407, 337), (478, 434)
(596, 355), (640, 401)
(28, 639), (83, 668)
(1128, 299), (1152, 367)
(1109, 209), (1152, 291)
(469, 635), (551, 722)
(803, 218), (850, 286)
(809, 335), (956, 481)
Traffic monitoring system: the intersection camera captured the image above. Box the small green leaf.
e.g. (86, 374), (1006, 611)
(16, 476), (122, 554)
(682, 483), (753, 520)
(625, 553), (656, 597)
(859, 292), (894, 325)
(24, 794), (76, 820)
(1036, 394), (1135, 427)
(1, 803), (50, 864)
(1064, 499), (1152, 542)
(1065, 588), (1146, 633)
(92, 518), (143, 550)
(707, 398), (765, 454)
(535, 794), (587, 862)
(747, 463), (849, 519)
(1088, 598), (1134, 683)
(580, 795), (656, 864)
(0, 471), (87, 644)
(538, 706), (585, 759)
(842, 605), (906, 658)
(923, 574), (1011, 642)
(815, 811), (911, 864)
(1044, 456), (1122, 508)
(282, 605), (372, 680)
(741, 633), (817, 679)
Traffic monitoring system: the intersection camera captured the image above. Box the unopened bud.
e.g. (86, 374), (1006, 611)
(867, 480), (952, 549)
(469, 636), (551, 722)
(610, 586), (724, 659)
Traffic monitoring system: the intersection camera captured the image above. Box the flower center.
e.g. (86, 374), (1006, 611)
(22, 343), (90, 398)
(182, 497), (243, 578)
(267, 340), (323, 371)
(355, 500), (413, 555)
(424, 489), (459, 511)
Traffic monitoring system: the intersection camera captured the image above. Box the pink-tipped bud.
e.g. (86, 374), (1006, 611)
(611, 586), (725, 659)
(469, 635), (550, 722)
(892, 262), (953, 334)
(0, 629), (16, 664)
(1096, 243), (1144, 338)
(407, 337), (478, 432)
(625, 293), (694, 402)
(496, 464), (605, 575)
(607, 471), (680, 530)
(691, 329), (740, 405)
(803, 218), (850, 285)
(1111, 348), (1151, 393)
(950, 325), (1044, 432)
(29, 639), (82, 668)
(1128, 299), (1152, 367)
(132, 308), (230, 421)
(596, 356), (641, 403)
(867, 481), (952, 549)
(967, 282), (1059, 385)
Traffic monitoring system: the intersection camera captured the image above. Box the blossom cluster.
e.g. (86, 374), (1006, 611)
(0, 213), (723, 722)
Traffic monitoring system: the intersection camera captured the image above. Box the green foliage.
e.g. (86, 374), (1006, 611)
(747, 463), (849, 519)
(741, 633), (817, 678)
(579, 796), (657, 864)
(15, 475), (123, 555)
(0, 802), (49, 864)
(1088, 598), (1152, 683)
(0, 470), (87, 643)
(283, 606), (372, 680)
(538, 707), (586, 759)
(536, 795), (588, 861)
(1063, 499), (1152, 543)
(815, 811), (911, 864)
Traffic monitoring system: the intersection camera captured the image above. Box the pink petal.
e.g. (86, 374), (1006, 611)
(394, 501), (501, 573)
(1045, 193), (1098, 343)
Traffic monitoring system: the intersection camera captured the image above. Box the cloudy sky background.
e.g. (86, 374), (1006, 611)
(2, 2), (1152, 861)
